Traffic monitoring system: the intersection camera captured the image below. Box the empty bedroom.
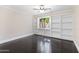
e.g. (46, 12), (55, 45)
(0, 5), (79, 53)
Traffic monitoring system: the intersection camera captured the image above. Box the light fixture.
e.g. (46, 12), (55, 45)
(33, 5), (51, 13)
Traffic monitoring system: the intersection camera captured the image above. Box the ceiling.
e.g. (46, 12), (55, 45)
(2, 5), (73, 15)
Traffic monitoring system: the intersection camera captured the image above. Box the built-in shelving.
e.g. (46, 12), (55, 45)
(33, 10), (73, 40)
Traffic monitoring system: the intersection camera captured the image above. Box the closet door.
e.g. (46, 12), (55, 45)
(51, 15), (61, 38)
(61, 14), (73, 40)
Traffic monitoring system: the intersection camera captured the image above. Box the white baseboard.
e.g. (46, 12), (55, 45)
(0, 33), (33, 44)
(74, 40), (79, 52)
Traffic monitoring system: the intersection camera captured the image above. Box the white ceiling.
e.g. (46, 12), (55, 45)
(2, 5), (73, 15)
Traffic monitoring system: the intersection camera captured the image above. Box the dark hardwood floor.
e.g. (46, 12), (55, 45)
(0, 34), (78, 53)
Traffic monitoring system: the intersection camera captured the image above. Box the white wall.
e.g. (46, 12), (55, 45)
(73, 6), (79, 52)
(0, 6), (33, 43)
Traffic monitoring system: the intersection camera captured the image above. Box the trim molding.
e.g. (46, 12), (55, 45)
(74, 40), (79, 52)
(0, 33), (33, 44)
